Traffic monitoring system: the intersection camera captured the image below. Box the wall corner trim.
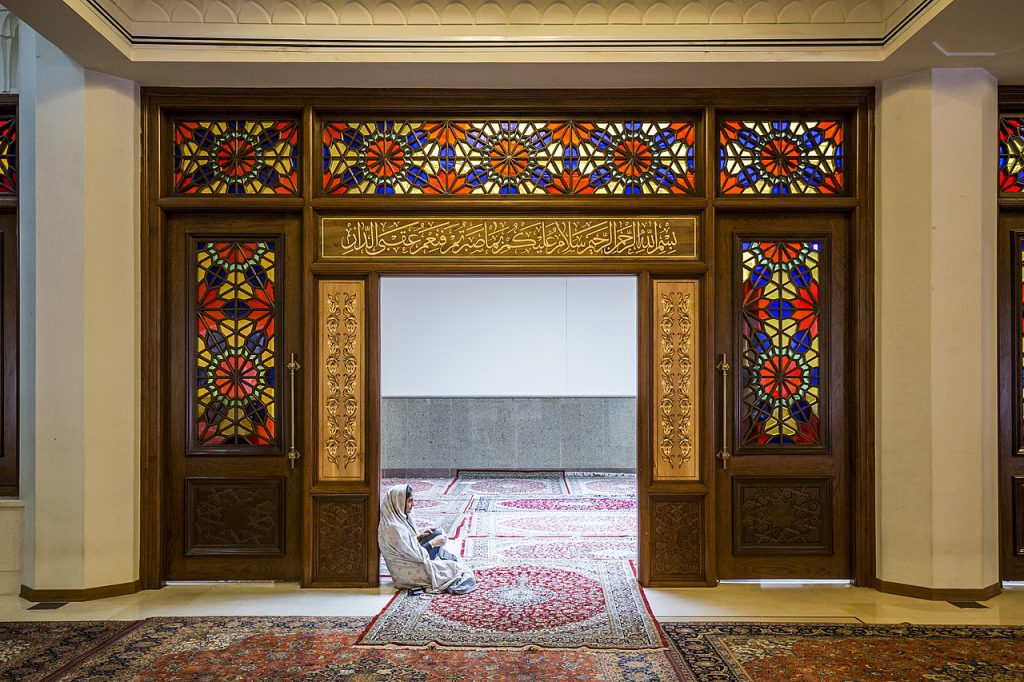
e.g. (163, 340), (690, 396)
(876, 579), (1002, 602)
(19, 580), (141, 603)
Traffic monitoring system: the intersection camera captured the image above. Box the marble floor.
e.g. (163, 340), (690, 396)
(1, 583), (1022, 625)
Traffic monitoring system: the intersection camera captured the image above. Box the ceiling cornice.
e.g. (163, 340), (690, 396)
(72, 0), (944, 52)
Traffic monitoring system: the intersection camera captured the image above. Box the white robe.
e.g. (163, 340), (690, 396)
(378, 484), (475, 592)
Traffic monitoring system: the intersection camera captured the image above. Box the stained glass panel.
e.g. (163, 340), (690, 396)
(1000, 117), (1024, 193)
(322, 120), (696, 195)
(174, 120), (299, 195)
(740, 240), (822, 446)
(720, 120), (843, 195)
(195, 241), (277, 447)
(0, 116), (16, 195)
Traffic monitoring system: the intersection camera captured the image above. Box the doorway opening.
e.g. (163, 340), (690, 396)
(379, 275), (639, 575)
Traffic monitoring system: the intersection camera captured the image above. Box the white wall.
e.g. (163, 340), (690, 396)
(17, 26), (141, 591)
(876, 68), (999, 591)
(381, 277), (637, 397)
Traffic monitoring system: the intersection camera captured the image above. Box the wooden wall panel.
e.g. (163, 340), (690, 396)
(184, 477), (286, 556)
(732, 477), (833, 556)
(653, 280), (700, 480)
(311, 495), (369, 584)
(650, 495), (704, 582)
(1014, 477), (1024, 557)
(318, 280), (365, 482)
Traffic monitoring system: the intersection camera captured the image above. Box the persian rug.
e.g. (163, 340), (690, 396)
(0, 620), (140, 682)
(470, 496), (638, 513)
(465, 511), (637, 537)
(359, 560), (663, 650)
(443, 470), (569, 497)
(661, 622), (1024, 681)
(462, 536), (637, 561)
(565, 472), (637, 496)
(18, 617), (686, 681)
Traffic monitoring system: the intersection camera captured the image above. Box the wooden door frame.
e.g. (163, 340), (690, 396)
(998, 86), (1024, 582)
(138, 87), (876, 590)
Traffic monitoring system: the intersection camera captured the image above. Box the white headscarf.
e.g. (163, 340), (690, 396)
(378, 484), (474, 592)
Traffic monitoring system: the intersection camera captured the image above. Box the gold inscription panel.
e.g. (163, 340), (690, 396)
(318, 280), (365, 482)
(654, 280), (700, 481)
(320, 216), (697, 260)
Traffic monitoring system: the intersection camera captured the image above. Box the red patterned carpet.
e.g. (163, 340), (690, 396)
(1, 617), (685, 681)
(6, 618), (1024, 680)
(661, 622), (1024, 680)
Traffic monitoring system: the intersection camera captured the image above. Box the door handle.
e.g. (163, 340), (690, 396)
(716, 353), (731, 470)
(287, 353), (301, 470)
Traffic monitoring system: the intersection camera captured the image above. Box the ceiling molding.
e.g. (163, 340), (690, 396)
(73, 0), (942, 51)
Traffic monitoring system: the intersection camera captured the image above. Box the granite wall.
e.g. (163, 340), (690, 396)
(382, 397), (636, 470)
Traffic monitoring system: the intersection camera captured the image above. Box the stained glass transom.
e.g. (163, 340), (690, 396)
(1000, 117), (1024, 193)
(195, 241), (277, 447)
(322, 120), (696, 195)
(174, 120), (299, 195)
(0, 116), (16, 195)
(740, 240), (822, 446)
(719, 120), (843, 195)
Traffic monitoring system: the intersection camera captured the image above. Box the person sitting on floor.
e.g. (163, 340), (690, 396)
(378, 484), (477, 595)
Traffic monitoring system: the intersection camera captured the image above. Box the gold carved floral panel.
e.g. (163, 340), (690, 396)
(318, 280), (365, 481)
(654, 280), (700, 481)
(319, 216), (697, 260)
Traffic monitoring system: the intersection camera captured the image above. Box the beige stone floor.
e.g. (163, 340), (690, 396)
(2, 581), (1022, 625)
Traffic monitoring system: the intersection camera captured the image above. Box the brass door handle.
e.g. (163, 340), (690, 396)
(716, 353), (731, 470)
(287, 353), (301, 470)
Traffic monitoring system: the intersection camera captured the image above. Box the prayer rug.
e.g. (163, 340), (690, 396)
(359, 560), (663, 650)
(661, 622), (1024, 681)
(565, 472), (637, 496)
(462, 536), (637, 561)
(382, 477), (454, 497)
(408, 497), (473, 514)
(27, 617), (686, 681)
(466, 511), (637, 537)
(444, 470), (569, 497)
(0, 620), (139, 681)
(470, 496), (637, 513)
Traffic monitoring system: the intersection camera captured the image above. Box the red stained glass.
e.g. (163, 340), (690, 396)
(322, 120), (696, 195)
(720, 120), (843, 195)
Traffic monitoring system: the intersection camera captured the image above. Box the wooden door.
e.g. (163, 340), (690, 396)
(999, 211), (1024, 581)
(165, 212), (303, 580)
(714, 212), (851, 579)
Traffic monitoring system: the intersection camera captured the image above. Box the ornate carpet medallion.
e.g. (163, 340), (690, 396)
(444, 470), (569, 497)
(466, 511), (637, 537)
(662, 622), (1024, 681)
(359, 560), (662, 650)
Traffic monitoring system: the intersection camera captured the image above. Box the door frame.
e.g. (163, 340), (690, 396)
(138, 88), (876, 590)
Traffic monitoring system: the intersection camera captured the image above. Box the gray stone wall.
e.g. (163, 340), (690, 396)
(382, 397), (636, 470)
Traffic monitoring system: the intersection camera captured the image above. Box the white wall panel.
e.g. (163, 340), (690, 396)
(381, 276), (636, 396)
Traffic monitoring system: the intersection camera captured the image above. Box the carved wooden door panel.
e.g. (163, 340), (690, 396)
(714, 212), (851, 579)
(999, 211), (1024, 581)
(165, 212), (303, 580)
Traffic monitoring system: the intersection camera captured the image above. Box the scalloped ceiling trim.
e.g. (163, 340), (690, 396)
(112, 0), (921, 27)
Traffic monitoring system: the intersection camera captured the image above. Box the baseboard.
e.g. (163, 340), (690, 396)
(20, 579), (141, 603)
(877, 579), (1002, 602)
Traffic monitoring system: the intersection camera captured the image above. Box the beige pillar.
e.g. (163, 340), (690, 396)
(876, 68), (999, 594)
(18, 27), (140, 593)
